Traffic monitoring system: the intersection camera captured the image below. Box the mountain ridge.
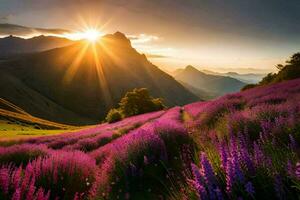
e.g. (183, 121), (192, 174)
(0, 35), (74, 58)
(0, 32), (199, 124)
(175, 65), (246, 97)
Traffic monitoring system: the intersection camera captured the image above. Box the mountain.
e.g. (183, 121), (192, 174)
(0, 23), (70, 36)
(223, 72), (266, 83)
(175, 65), (246, 97)
(178, 81), (218, 100)
(0, 32), (198, 125)
(0, 35), (74, 58)
(201, 69), (265, 83)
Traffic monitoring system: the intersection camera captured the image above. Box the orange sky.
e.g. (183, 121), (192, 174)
(1, 0), (300, 73)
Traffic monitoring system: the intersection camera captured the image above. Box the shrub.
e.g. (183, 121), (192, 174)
(105, 108), (123, 123)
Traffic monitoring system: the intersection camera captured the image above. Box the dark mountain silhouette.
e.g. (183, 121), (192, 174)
(0, 32), (198, 125)
(0, 35), (74, 58)
(175, 65), (246, 97)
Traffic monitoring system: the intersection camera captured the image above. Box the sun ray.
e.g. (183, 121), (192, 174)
(91, 42), (112, 106)
(63, 42), (90, 84)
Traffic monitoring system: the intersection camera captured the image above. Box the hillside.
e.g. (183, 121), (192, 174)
(0, 98), (75, 129)
(175, 65), (246, 97)
(0, 70), (94, 125)
(178, 80), (218, 100)
(0, 78), (299, 199)
(0, 32), (198, 124)
(0, 98), (78, 142)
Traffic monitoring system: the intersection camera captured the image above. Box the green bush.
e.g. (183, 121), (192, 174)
(105, 108), (123, 123)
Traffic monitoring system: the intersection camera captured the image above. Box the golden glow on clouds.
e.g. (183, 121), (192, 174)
(128, 34), (159, 44)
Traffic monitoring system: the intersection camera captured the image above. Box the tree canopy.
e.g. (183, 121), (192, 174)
(105, 88), (165, 123)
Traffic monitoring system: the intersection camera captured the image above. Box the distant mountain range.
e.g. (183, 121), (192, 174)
(0, 33), (198, 125)
(0, 35), (74, 58)
(0, 23), (70, 38)
(201, 69), (266, 84)
(174, 65), (247, 98)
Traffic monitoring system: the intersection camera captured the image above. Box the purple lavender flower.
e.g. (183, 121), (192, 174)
(226, 158), (234, 194)
(274, 175), (285, 199)
(231, 157), (244, 183)
(200, 152), (217, 199)
(191, 163), (203, 184)
(289, 134), (298, 150)
(295, 162), (300, 179)
(286, 160), (294, 177)
(214, 187), (223, 200)
(189, 179), (208, 200)
(245, 181), (255, 197)
(200, 152), (215, 184)
(218, 143), (228, 170)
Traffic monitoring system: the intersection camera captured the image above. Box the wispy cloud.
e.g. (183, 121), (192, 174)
(127, 34), (175, 59)
(145, 54), (168, 58)
(128, 34), (160, 44)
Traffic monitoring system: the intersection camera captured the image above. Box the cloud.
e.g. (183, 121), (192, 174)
(128, 34), (160, 44)
(145, 54), (168, 58)
(127, 34), (171, 59)
(0, 23), (71, 37)
(0, 16), (8, 23)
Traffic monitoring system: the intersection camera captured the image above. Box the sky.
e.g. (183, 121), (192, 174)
(0, 0), (300, 73)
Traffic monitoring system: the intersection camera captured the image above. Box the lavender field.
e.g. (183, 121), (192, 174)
(1, 78), (300, 200)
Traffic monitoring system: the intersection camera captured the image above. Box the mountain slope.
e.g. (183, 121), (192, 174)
(0, 32), (198, 124)
(178, 80), (218, 100)
(0, 70), (94, 125)
(0, 35), (73, 58)
(0, 100), (75, 130)
(175, 65), (246, 96)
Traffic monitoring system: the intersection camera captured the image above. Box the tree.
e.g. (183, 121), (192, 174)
(119, 88), (165, 117)
(276, 64), (284, 71)
(242, 52), (300, 90)
(105, 88), (165, 123)
(259, 73), (276, 85)
(287, 52), (300, 65)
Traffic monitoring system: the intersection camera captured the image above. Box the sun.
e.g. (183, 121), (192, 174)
(82, 29), (101, 42)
